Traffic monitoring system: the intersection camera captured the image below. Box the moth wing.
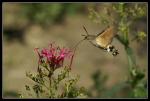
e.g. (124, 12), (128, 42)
(95, 26), (116, 48)
(95, 26), (110, 37)
(89, 40), (105, 50)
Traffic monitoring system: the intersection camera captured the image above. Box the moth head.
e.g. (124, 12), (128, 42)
(112, 49), (119, 56)
(107, 45), (119, 56)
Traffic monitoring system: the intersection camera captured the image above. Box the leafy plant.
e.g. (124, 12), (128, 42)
(20, 43), (87, 98)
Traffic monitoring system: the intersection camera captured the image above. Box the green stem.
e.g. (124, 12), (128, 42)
(125, 46), (136, 71)
(116, 35), (136, 75)
(49, 75), (52, 98)
(37, 92), (39, 98)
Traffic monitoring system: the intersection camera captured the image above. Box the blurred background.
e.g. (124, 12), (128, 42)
(2, 3), (147, 98)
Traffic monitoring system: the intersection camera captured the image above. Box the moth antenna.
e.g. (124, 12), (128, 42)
(83, 26), (89, 35)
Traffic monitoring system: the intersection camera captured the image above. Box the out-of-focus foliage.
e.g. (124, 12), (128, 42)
(87, 71), (107, 97)
(21, 4), (83, 27)
(3, 3), (85, 43)
(3, 91), (19, 98)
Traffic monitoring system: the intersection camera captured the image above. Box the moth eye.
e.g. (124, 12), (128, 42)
(109, 46), (114, 51)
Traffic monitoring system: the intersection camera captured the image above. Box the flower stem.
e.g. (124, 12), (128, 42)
(48, 71), (53, 98)
(48, 74), (51, 98)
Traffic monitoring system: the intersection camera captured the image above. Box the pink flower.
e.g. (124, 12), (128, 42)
(34, 43), (74, 71)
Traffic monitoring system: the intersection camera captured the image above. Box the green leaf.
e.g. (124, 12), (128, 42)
(134, 85), (147, 98)
(25, 85), (30, 91)
(102, 82), (129, 98)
